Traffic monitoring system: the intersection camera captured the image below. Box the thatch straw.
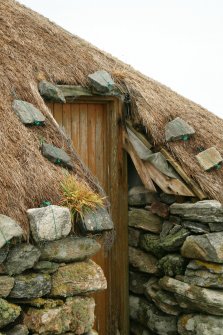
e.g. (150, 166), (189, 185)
(1, 0), (223, 234)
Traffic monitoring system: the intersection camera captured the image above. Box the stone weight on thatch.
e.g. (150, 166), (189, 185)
(12, 99), (45, 125)
(0, 215), (23, 248)
(165, 117), (195, 142)
(88, 70), (115, 93)
(196, 146), (223, 171)
(41, 143), (73, 169)
(39, 80), (66, 103)
(79, 207), (113, 233)
(27, 205), (71, 242)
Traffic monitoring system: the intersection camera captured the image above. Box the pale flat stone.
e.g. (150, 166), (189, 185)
(178, 314), (223, 335)
(187, 259), (223, 274)
(129, 247), (158, 274)
(12, 99), (45, 125)
(50, 260), (107, 297)
(128, 209), (162, 233)
(88, 70), (115, 93)
(165, 117), (195, 142)
(27, 205), (71, 242)
(196, 147), (222, 171)
(0, 215), (23, 248)
(39, 80), (66, 103)
(183, 268), (223, 288)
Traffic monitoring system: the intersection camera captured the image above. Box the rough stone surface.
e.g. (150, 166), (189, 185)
(12, 99), (45, 125)
(9, 273), (51, 299)
(150, 202), (169, 218)
(178, 314), (223, 335)
(165, 117), (195, 142)
(88, 70), (115, 93)
(0, 276), (14, 297)
(144, 277), (181, 316)
(50, 260), (107, 297)
(5, 325), (29, 335)
(196, 147), (222, 171)
(159, 193), (176, 205)
(128, 209), (162, 233)
(159, 276), (223, 316)
(4, 243), (41, 275)
(129, 271), (150, 294)
(208, 222), (223, 232)
(158, 254), (187, 277)
(129, 247), (158, 274)
(0, 245), (9, 264)
(170, 200), (223, 223)
(40, 236), (100, 262)
(130, 321), (153, 335)
(128, 186), (158, 206)
(160, 226), (190, 251)
(187, 259), (223, 273)
(80, 207), (113, 232)
(129, 228), (141, 247)
(33, 260), (59, 273)
(129, 295), (178, 335)
(41, 143), (73, 169)
(182, 268), (223, 288)
(24, 296), (95, 334)
(140, 233), (165, 258)
(27, 205), (71, 242)
(0, 298), (21, 328)
(39, 80), (66, 103)
(0, 215), (23, 248)
(182, 221), (210, 234)
(181, 232), (223, 263)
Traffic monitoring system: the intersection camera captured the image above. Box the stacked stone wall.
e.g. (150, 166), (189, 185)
(0, 205), (105, 335)
(129, 186), (223, 335)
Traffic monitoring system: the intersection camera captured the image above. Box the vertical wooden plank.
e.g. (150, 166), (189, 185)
(79, 104), (88, 166)
(53, 103), (63, 127)
(71, 103), (80, 155)
(62, 103), (72, 138)
(87, 104), (96, 175)
(46, 102), (54, 116)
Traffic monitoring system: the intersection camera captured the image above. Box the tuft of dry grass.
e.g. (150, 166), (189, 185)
(59, 175), (105, 221)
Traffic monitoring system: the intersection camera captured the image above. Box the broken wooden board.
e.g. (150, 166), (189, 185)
(124, 138), (156, 192)
(161, 148), (207, 200)
(56, 85), (92, 98)
(126, 121), (152, 149)
(127, 126), (152, 160)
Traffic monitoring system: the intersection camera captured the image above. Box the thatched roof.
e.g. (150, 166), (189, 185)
(1, 0), (223, 231)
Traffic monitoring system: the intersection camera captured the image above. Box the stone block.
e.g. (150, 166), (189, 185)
(33, 261), (59, 274)
(50, 260), (107, 297)
(140, 233), (165, 258)
(4, 243), (41, 275)
(196, 147), (222, 171)
(79, 207), (113, 233)
(0, 298), (21, 328)
(129, 271), (150, 294)
(0, 276), (14, 297)
(39, 80), (66, 103)
(128, 209), (162, 233)
(12, 99), (45, 125)
(165, 117), (195, 142)
(128, 228), (141, 247)
(128, 186), (158, 206)
(5, 325), (29, 335)
(27, 205), (71, 242)
(88, 70), (115, 93)
(129, 247), (158, 274)
(178, 314), (223, 335)
(0, 215), (23, 248)
(158, 254), (187, 277)
(150, 201), (169, 218)
(41, 143), (73, 169)
(40, 236), (101, 262)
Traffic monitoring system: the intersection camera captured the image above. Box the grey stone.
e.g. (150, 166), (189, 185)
(40, 236), (100, 262)
(0, 276), (14, 297)
(178, 314), (223, 335)
(39, 80), (66, 103)
(182, 221), (210, 233)
(140, 233), (165, 258)
(161, 226), (190, 251)
(41, 143), (73, 169)
(12, 99), (45, 125)
(181, 232), (223, 263)
(24, 296), (95, 334)
(85, 330), (98, 335)
(182, 268), (223, 288)
(128, 209), (162, 233)
(196, 147), (223, 171)
(128, 186), (158, 206)
(165, 117), (195, 142)
(33, 261), (59, 273)
(158, 254), (187, 277)
(129, 247), (158, 274)
(27, 205), (71, 242)
(170, 200), (223, 223)
(80, 207), (113, 233)
(88, 70), (115, 93)
(5, 325), (29, 335)
(9, 273), (51, 299)
(0, 244), (9, 264)
(0, 298), (21, 328)
(129, 271), (150, 294)
(128, 228), (141, 247)
(50, 260), (107, 297)
(130, 321), (153, 335)
(129, 295), (178, 335)
(159, 276), (223, 316)
(5, 243), (41, 275)
(159, 193), (176, 205)
(209, 222), (223, 232)
(144, 277), (181, 316)
(187, 259), (223, 274)
(0, 215), (23, 248)
(160, 221), (175, 240)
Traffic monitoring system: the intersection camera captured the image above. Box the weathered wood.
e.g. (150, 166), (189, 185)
(126, 121), (152, 149)
(124, 138), (156, 192)
(127, 126), (152, 160)
(57, 85), (92, 97)
(161, 148), (206, 199)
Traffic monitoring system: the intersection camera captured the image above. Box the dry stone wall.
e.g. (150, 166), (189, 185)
(129, 187), (223, 335)
(0, 205), (105, 335)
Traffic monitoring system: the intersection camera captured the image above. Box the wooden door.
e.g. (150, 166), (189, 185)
(47, 98), (128, 335)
